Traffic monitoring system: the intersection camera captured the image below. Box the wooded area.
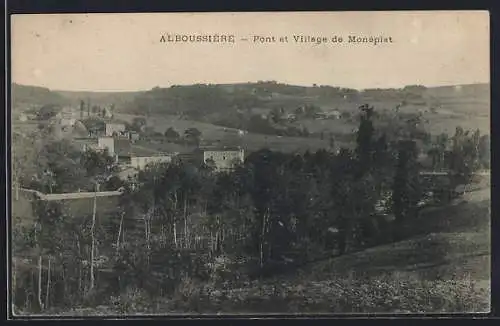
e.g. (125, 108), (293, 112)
(11, 105), (490, 313)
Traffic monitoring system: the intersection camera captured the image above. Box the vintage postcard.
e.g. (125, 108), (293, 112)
(9, 11), (490, 317)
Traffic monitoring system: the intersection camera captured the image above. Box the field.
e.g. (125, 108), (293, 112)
(184, 186), (490, 314)
(12, 83), (490, 156)
(114, 113), (238, 140)
(111, 83), (490, 154)
(12, 190), (37, 228)
(115, 113), (341, 153)
(11, 82), (491, 315)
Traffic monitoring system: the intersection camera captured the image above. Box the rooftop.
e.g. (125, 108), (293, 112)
(106, 122), (125, 126)
(198, 146), (243, 152)
(130, 151), (177, 158)
(74, 137), (98, 145)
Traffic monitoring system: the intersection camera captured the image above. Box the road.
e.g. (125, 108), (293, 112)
(16, 187), (123, 201)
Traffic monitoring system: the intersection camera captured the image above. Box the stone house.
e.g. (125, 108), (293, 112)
(198, 147), (245, 171)
(105, 123), (126, 136)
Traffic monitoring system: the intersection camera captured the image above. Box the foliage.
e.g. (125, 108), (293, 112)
(183, 128), (202, 146)
(12, 103), (489, 314)
(164, 127), (180, 140)
(36, 105), (62, 121)
(81, 117), (106, 134)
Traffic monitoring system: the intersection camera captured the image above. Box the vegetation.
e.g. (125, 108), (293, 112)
(12, 132), (120, 194)
(11, 101), (490, 314)
(12, 83), (68, 110)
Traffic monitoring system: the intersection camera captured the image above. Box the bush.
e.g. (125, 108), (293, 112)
(109, 287), (151, 314)
(172, 276), (204, 312)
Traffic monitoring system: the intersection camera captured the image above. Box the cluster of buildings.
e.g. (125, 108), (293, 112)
(75, 120), (245, 183)
(53, 102), (116, 129)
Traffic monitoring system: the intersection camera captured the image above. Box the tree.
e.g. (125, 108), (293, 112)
(37, 140), (88, 193)
(479, 134), (490, 169)
(303, 105), (321, 118)
(130, 117), (147, 132)
(435, 133), (449, 170)
(355, 105), (375, 174)
(448, 127), (481, 181)
(81, 149), (118, 181)
(329, 135), (335, 150)
(164, 127), (180, 140)
(184, 128), (202, 146)
(36, 104), (61, 121)
(82, 118), (105, 136)
(392, 140), (421, 240)
(103, 176), (125, 191)
(341, 111), (351, 120)
(12, 132), (41, 196)
(269, 107), (283, 124)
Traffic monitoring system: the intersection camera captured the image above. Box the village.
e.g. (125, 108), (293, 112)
(11, 94), (491, 314)
(8, 11), (491, 316)
(13, 97), (489, 212)
(15, 100), (250, 195)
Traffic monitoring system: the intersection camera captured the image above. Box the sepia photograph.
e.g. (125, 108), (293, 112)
(9, 11), (491, 316)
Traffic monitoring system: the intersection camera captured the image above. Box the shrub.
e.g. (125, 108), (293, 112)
(172, 275), (203, 312)
(109, 287), (151, 314)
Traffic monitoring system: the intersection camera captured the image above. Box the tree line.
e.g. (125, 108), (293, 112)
(12, 105), (489, 313)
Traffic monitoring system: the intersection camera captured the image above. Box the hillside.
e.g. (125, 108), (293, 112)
(12, 82), (490, 139)
(194, 186), (490, 313)
(54, 90), (141, 110)
(12, 83), (69, 110)
(112, 82), (491, 136)
(43, 186), (491, 315)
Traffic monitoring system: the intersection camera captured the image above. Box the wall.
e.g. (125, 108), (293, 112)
(60, 118), (76, 127)
(98, 137), (115, 156)
(130, 155), (173, 170)
(76, 140), (99, 152)
(105, 123), (126, 136)
(203, 149), (244, 171)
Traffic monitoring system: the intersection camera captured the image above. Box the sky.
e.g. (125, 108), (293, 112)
(11, 11), (490, 92)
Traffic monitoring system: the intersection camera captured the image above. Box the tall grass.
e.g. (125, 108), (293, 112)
(85, 272), (489, 315)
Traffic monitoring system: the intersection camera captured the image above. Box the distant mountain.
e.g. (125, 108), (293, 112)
(12, 83), (69, 110)
(423, 83), (490, 100)
(54, 90), (142, 110)
(121, 82), (490, 118)
(12, 82), (490, 118)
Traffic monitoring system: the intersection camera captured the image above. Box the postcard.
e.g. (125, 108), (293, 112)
(9, 11), (490, 317)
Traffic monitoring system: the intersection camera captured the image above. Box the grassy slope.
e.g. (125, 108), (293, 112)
(238, 185), (491, 313)
(115, 113), (337, 153)
(53, 90), (141, 108)
(113, 82), (489, 154)
(44, 181), (491, 316)
(14, 83), (489, 156)
(183, 188), (489, 314)
(12, 83), (69, 110)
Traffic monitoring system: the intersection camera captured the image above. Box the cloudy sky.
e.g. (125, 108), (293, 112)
(11, 11), (489, 91)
